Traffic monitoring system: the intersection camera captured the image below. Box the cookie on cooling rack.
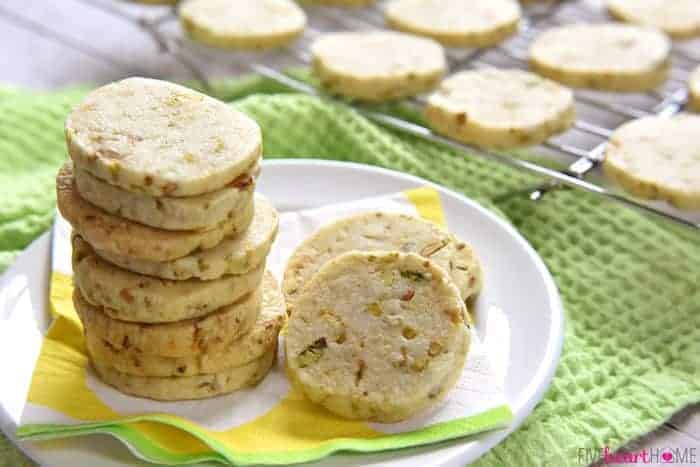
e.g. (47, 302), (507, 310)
(311, 31), (446, 102)
(72, 234), (265, 323)
(85, 272), (285, 376)
(90, 193), (278, 280)
(425, 69), (575, 149)
(384, 0), (521, 48)
(57, 162), (254, 262)
(179, 0), (306, 49)
(529, 24), (671, 92)
(603, 114), (700, 209)
(286, 251), (470, 422)
(689, 66), (700, 112)
(283, 212), (482, 313)
(65, 77), (261, 197)
(607, 0), (700, 39)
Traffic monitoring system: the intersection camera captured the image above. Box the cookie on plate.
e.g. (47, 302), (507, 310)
(72, 234), (265, 323)
(92, 193), (278, 280)
(85, 272), (285, 376)
(311, 31), (446, 102)
(283, 212), (482, 312)
(425, 69), (575, 148)
(65, 77), (261, 197)
(607, 0), (700, 39)
(90, 350), (275, 400)
(286, 251), (470, 422)
(74, 161), (257, 231)
(529, 24), (670, 92)
(384, 0), (521, 48)
(74, 287), (261, 357)
(57, 162), (254, 262)
(603, 115), (700, 209)
(689, 66), (700, 112)
(180, 0), (306, 50)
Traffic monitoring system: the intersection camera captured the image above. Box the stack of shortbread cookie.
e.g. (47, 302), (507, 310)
(56, 77), (283, 401)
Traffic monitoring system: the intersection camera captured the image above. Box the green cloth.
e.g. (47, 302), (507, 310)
(1, 78), (699, 466)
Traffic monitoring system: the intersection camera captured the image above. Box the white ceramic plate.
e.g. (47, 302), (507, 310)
(0, 160), (563, 466)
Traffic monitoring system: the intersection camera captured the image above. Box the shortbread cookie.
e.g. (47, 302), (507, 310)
(74, 288), (260, 357)
(689, 66), (700, 112)
(85, 272), (285, 376)
(603, 115), (700, 209)
(311, 31), (446, 102)
(90, 350), (275, 401)
(283, 212), (482, 312)
(65, 77), (261, 197)
(57, 162), (253, 262)
(529, 24), (670, 92)
(93, 193), (278, 280)
(72, 235), (265, 323)
(180, 0), (306, 50)
(425, 69), (575, 149)
(74, 161), (258, 231)
(607, 0), (700, 39)
(385, 0), (521, 47)
(286, 251), (470, 422)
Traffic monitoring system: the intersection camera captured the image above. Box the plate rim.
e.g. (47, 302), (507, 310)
(0, 158), (564, 466)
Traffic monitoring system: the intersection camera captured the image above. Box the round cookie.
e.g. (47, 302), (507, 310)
(57, 162), (254, 262)
(384, 0), (521, 48)
(90, 350), (275, 401)
(93, 193), (278, 280)
(311, 31), (446, 102)
(607, 0), (700, 39)
(529, 24), (670, 92)
(286, 251), (470, 423)
(425, 69), (575, 149)
(603, 115), (700, 209)
(74, 161), (258, 231)
(283, 212), (482, 312)
(72, 234), (265, 323)
(180, 0), (306, 50)
(74, 287), (261, 357)
(65, 77), (261, 197)
(85, 273), (286, 376)
(689, 66), (700, 112)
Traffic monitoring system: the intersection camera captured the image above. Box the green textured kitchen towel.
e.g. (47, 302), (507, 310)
(1, 78), (699, 466)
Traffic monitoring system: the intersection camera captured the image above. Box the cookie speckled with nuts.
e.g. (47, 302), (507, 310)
(283, 212), (482, 313)
(74, 161), (258, 231)
(91, 193), (278, 280)
(311, 31), (446, 102)
(65, 77), (261, 197)
(90, 349), (275, 401)
(180, 0), (306, 50)
(57, 162), (254, 262)
(85, 272), (285, 376)
(385, 0), (520, 47)
(603, 115), (700, 209)
(426, 69), (575, 149)
(72, 234), (265, 323)
(286, 251), (470, 422)
(74, 287), (260, 358)
(529, 24), (670, 92)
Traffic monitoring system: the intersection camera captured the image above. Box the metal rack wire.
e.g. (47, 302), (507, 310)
(81, 0), (699, 230)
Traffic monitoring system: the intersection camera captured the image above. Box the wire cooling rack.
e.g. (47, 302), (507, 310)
(82, 0), (700, 230)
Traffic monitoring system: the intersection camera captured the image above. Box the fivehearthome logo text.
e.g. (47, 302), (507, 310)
(577, 446), (697, 464)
